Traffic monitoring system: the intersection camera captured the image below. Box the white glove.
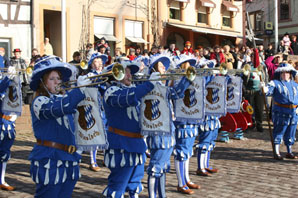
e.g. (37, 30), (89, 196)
(259, 82), (265, 88)
(259, 82), (268, 93)
(7, 66), (16, 79)
(77, 75), (92, 91)
(149, 72), (160, 81)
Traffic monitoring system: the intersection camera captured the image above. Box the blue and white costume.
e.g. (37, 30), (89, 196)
(86, 53), (108, 171)
(102, 61), (154, 198)
(264, 63), (298, 159)
(29, 56), (87, 197)
(0, 72), (17, 190)
(196, 75), (221, 176)
(145, 54), (192, 198)
(172, 55), (200, 194)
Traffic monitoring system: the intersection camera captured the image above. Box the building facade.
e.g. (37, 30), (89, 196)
(1, 0), (245, 62)
(0, 0), (32, 61)
(156, 0), (244, 50)
(246, 0), (298, 47)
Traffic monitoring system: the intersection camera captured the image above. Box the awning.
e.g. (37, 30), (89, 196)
(199, 0), (216, 8)
(95, 34), (118, 42)
(222, 0), (239, 12)
(126, 36), (149, 44)
(167, 23), (241, 38)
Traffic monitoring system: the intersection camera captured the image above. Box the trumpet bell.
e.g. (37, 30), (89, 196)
(26, 66), (34, 75)
(186, 66), (196, 81)
(112, 63), (125, 81)
(80, 60), (88, 70)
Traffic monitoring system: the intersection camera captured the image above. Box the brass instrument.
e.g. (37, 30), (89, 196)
(72, 60), (88, 70)
(132, 66), (196, 82)
(0, 66), (34, 75)
(195, 63), (251, 76)
(56, 63), (125, 91)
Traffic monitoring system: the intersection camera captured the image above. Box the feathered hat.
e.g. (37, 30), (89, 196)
(30, 56), (72, 91)
(274, 63), (297, 79)
(88, 53), (108, 66)
(149, 54), (171, 72)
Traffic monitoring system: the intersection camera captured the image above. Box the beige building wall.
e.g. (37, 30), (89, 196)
(33, 0), (149, 61)
(158, 0), (243, 48)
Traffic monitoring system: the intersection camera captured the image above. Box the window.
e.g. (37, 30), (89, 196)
(222, 10), (231, 27)
(198, 12), (207, 23)
(280, 0), (290, 20)
(197, 5), (207, 24)
(169, 1), (181, 20)
(255, 12), (262, 31)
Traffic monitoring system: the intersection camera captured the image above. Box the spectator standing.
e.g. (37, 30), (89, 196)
(127, 48), (137, 61)
(265, 43), (275, 60)
(113, 47), (122, 63)
(10, 48), (30, 104)
(210, 45), (225, 67)
(0, 48), (9, 67)
(203, 48), (210, 60)
(242, 50), (265, 132)
(290, 35), (298, 55)
(165, 41), (180, 57)
(44, 37), (53, 55)
(223, 45), (234, 69)
(265, 54), (283, 81)
(181, 41), (194, 55)
(29, 48), (41, 67)
(86, 43), (95, 62)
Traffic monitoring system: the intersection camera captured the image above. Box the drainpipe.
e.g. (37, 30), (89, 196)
(242, 0), (246, 46)
(30, 0), (34, 50)
(61, 0), (66, 61)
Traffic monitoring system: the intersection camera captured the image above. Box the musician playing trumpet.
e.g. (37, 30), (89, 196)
(0, 66), (18, 191)
(172, 55), (201, 195)
(102, 60), (154, 198)
(29, 56), (91, 197)
(145, 54), (192, 198)
(86, 53), (108, 172)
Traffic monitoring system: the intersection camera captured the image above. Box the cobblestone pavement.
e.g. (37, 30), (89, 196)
(0, 125), (297, 198)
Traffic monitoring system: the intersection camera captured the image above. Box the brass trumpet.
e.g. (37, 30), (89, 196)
(0, 66), (34, 75)
(56, 63), (125, 91)
(132, 66), (196, 82)
(195, 63), (251, 76)
(72, 60), (88, 70)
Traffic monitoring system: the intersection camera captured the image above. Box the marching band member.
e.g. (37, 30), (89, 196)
(29, 56), (91, 197)
(0, 66), (17, 191)
(196, 65), (226, 176)
(87, 53), (108, 172)
(102, 60), (154, 198)
(172, 55), (200, 195)
(145, 54), (192, 198)
(261, 63), (298, 160)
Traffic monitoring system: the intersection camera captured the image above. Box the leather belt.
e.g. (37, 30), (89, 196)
(0, 113), (12, 121)
(274, 102), (298, 109)
(108, 126), (143, 138)
(36, 139), (76, 154)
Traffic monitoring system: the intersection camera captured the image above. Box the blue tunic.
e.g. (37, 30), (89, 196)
(29, 88), (85, 185)
(266, 80), (298, 145)
(0, 76), (15, 162)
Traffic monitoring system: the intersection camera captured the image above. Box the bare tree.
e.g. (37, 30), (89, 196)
(79, 0), (97, 59)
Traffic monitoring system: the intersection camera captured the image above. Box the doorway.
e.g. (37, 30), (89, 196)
(44, 10), (61, 57)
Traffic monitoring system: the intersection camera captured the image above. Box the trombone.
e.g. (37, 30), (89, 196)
(56, 63), (125, 91)
(0, 66), (34, 75)
(131, 66), (196, 82)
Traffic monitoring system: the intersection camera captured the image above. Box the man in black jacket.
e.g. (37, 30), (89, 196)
(290, 35), (298, 55)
